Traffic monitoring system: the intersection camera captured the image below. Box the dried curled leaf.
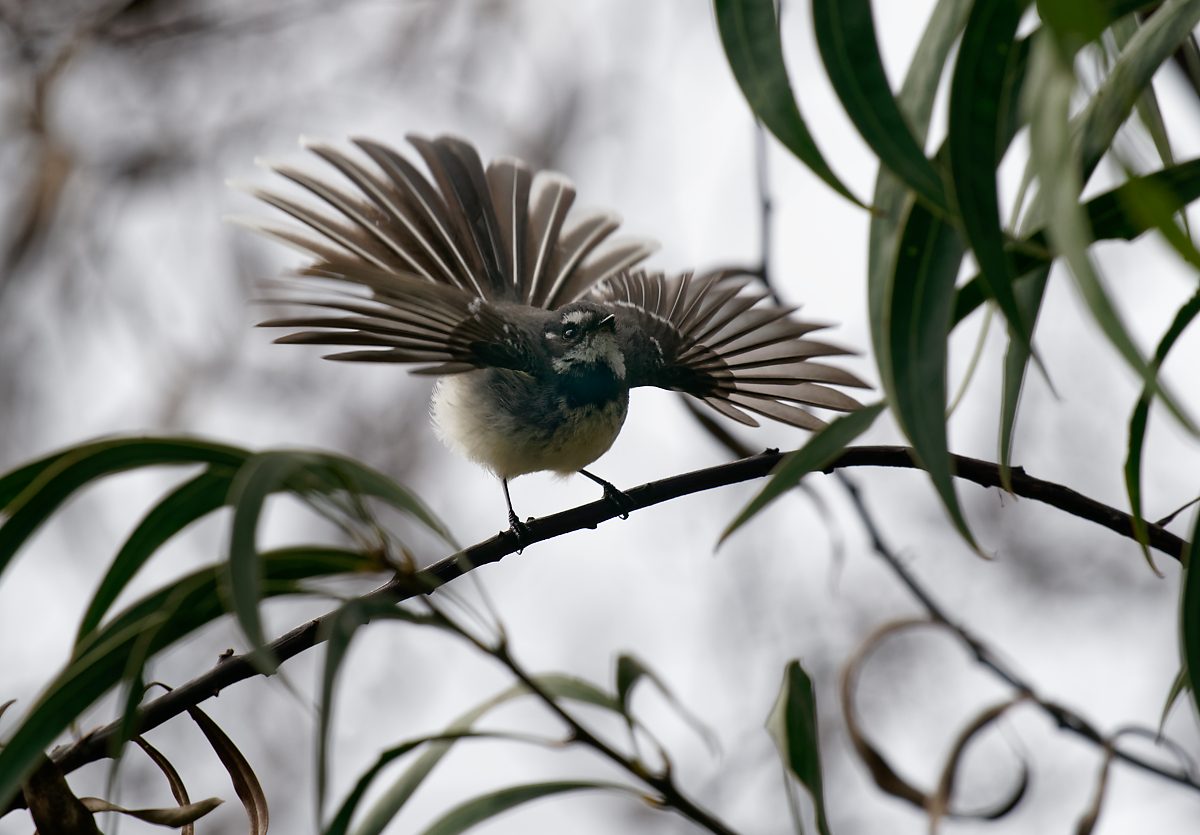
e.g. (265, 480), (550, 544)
(79, 796), (223, 826)
(842, 619), (1029, 824)
(21, 754), (100, 835)
(187, 705), (269, 834)
(928, 695), (1031, 832)
(134, 736), (197, 835)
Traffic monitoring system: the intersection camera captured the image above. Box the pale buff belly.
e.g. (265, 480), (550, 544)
(431, 370), (629, 479)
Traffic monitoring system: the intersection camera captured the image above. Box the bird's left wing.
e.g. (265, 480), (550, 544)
(238, 134), (656, 307)
(592, 270), (869, 430)
(259, 265), (544, 375)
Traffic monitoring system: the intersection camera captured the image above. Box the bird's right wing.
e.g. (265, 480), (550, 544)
(240, 135), (656, 308)
(593, 270), (870, 430)
(258, 265), (543, 376)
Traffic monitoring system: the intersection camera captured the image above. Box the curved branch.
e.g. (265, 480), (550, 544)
(17, 443), (1186, 810)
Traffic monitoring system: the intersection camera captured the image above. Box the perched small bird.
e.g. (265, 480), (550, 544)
(243, 134), (867, 541)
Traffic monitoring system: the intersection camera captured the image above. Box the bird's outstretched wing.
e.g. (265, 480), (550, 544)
(593, 270), (869, 429)
(242, 134), (656, 308)
(258, 266), (548, 375)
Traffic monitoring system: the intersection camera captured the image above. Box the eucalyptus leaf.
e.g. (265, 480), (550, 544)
(1125, 291), (1200, 571)
(811, 0), (945, 212)
(317, 598), (444, 822)
(953, 158), (1200, 326)
(0, 437), (248, 581)
(948, 0), (1033, 346)
(1026, 31), (1195, 433)
(868, 0), (973, 387)
(721, 403), (885, 543)
(75, 467), (233, 646)
(768, 661), (832, 835)
(340, 675), (623, 835)
(1179, 507), (1200, 721)
(881, 196), (977, 548)
(0, 548), (371, 811)
(615, 653), (717, 754)
(419, 781), (641, 835)
(184, 705), (268, 834)
(714, 0), (866, 207)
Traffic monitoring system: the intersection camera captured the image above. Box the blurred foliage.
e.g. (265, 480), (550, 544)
(0, 0), (1199, 833)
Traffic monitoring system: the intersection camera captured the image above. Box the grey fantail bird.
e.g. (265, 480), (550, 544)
(242, 134), (868, 542)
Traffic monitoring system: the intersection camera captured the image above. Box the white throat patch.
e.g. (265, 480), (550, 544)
(552, 331), (626, 379)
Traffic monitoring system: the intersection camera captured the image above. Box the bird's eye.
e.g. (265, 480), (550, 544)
(562, 325), (579, 340)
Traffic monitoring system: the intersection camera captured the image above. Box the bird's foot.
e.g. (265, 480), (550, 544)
(506, 511), (533, 552)
(600, 483), (635, 520)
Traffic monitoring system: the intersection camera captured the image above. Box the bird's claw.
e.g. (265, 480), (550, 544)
(506, 512), (532, 552)
(602, 484), (635, 520)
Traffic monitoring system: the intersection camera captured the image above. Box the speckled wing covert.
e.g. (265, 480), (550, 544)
(243, 134), (656, 372)
(592, 270), (869, 429)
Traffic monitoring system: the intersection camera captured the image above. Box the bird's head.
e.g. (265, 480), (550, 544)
(542, 302), (626, 384)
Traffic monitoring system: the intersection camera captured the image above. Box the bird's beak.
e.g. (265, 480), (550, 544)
(598, 313), (616, 332)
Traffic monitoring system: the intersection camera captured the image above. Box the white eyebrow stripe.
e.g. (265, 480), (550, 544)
(561, 309), (589, 325)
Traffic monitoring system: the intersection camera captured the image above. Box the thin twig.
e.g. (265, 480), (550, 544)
(835, 472), (1199, 796)
(426, 602), (738, 835)
(752, 121), (781, 304)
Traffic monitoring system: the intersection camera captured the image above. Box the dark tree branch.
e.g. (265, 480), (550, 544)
(10, 443), (1186, 814)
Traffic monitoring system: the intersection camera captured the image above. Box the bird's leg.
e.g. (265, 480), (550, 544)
(578, 469), (634, 519)
(501, 478), (532, 550)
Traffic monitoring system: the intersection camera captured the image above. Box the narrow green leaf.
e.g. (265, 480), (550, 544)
(0, 437), (248, 581)
(1126, 392), (1156, 565)
(811, 0), (946, 212)
(1160, 667), (1190, 734)
(948, 0), (1034, 348)
(953, 158), (1200, 326)
(301, 453), (456, 548)
(225, 450), (454, 667)
(0, 548), (370, 811)
(75, 468), (233, 645)
(339, 675), (623, 835)
(317, 598), (443, 822)
(1179, 507), (1200, 721)
(322, 732), (557, 835)
(767, 661), (832, 835)
(868, 0), (974, 386)
(1075, 0), (1200, 182)
(1115, 173), (1200, 271)
(714, 0), (866, 207)
(1111, 15), (1181, 182)
(883, 196), (977, 547)
(614, 654), (716, 753)
(1027, 31), (1195, 434)
(1019, 0), (1200, 237)
(225, 452), (316, 665)
(421, 782), (640, 835)
(721, 403), (885, 543)
(0, 449), (70, 509)
(998, 267), (1051, 490)
(1125, 290), (1200, 571)
(532, 675), (623, 714)
(1038, 0), (1158, 46)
